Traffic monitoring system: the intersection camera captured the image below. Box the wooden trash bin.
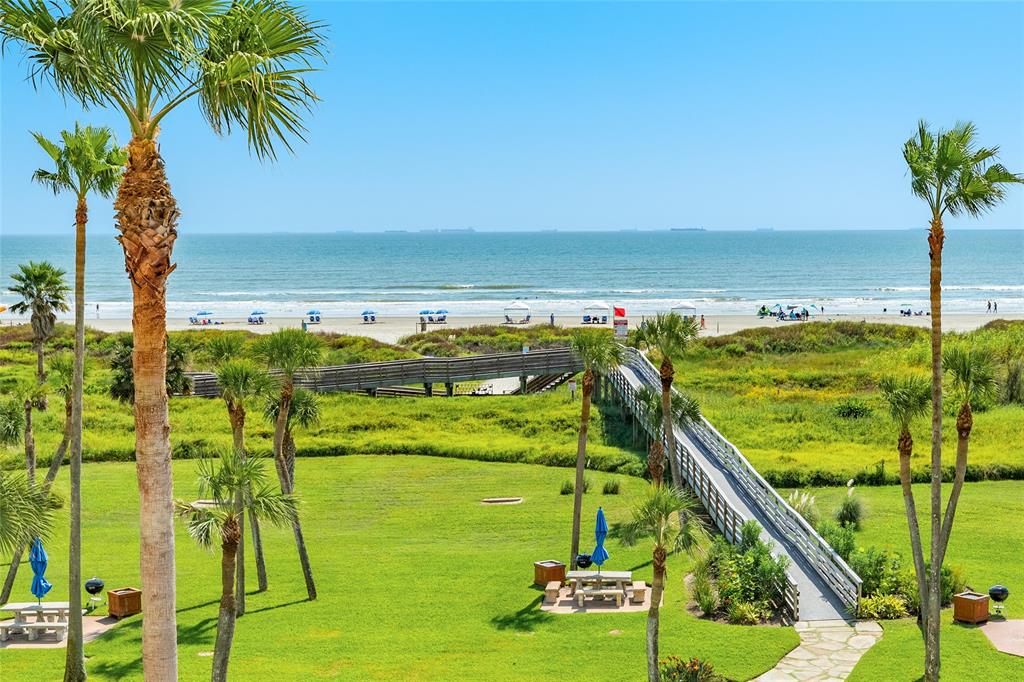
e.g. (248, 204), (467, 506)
(534, 560), (566, 586)
(953, 591), (989, 624)
(108, 587), (142, 618)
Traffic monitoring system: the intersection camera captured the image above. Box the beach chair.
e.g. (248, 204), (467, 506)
(258, 316), (265, 325)
(601, 315), (608, 324)
(583, 315), (591, 324)
(438, 314), (447, 324)
(504, 315), (513, 324)
(525, 315), (531, 323)
(363, 315), (369, 323)
(370, 315), (376, 323)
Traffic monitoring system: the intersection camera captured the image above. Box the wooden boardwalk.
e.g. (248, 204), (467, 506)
(184, 345), (860, 620)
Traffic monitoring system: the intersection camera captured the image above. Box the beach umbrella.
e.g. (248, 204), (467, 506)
(362, 309), (376, 315)
(435, 309), (449, 314)
(419, 309), (434, 315)
(29, 538), (52, 604)
(592, 507), (610, 573)
(195, 310), (213, 316)
(250, 309), (266, 315)
(306, 309), (321, 315)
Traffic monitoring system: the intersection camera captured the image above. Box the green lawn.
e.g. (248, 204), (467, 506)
(1, 456), (797, 681)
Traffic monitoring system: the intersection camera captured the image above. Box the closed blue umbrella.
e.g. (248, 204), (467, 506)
(592, 507), (610, 573)
(29, 538), (52, 604)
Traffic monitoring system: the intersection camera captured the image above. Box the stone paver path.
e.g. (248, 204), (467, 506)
(755, 620), (883, 681)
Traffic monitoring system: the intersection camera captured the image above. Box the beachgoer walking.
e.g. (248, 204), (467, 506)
(700, 314), (706, 330)
(987, 300), (992, 312)
(550, 312), (555, 326)
(994, 301), (998, 313)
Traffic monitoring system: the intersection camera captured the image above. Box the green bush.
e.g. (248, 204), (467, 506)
(711, 523), (789, 623)
(835, 487), (865, 529)
(817, 520), (856, 561)
(726, 600), (769, 625)
(602, 479), (620, 495)
(858, 593), (909, 620)
(559, 480), (574, 495)
(691, 571), (717, 616)
(659, 656), (724, 682)
(721, 343), (746, 358)
(849, 547), (904, 597)
(833, 397), (873, 419)
(737, 519), (761, 553)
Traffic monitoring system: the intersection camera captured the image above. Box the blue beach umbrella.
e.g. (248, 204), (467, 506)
(435, 309), (449, 314)
(195, 310), (213, 316)
(29, 538), (52, 604)
(419, 309), (434, 315)
(306, 309), (321, 315)
(250, 309), (266, 316)
(592, 507), (610, 572)
(362, 309), (376, 315)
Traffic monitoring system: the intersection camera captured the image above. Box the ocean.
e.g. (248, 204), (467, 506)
(1, 230), (1021, 319)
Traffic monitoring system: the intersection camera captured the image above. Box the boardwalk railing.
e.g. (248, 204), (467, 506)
(605, 351), (800, 622)
(616, 346), (861, 614)
(185, 348), (581, 397)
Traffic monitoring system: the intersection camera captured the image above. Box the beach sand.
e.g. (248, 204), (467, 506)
(68, 313), (1021, 345)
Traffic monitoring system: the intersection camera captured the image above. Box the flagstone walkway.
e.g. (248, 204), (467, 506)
(755, 620), (883, 681)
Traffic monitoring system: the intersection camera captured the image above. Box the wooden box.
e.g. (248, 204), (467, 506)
(534, 560), (566, 586)
(953, 591), (989, 624)
(108, 587), (142, 618)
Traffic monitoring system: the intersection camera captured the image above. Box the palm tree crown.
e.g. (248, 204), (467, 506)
(254, 329), (325, 379)
(904, 120), (1023, 219)
(218, 360), (276, 408)
(569, 328), (623, 374)
(879, 375), (931, 431)
(1, 0), (326, 158)
(7, 261), (70, 331)
(620, 484), (707, 556)
(635, 385), (701, 430)
(635, 312), (700, 359)
(0, 471), (56, 554)
(32, 123), (125, 200)
(942, 347), (997, 408)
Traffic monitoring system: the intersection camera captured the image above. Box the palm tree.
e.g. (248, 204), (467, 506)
(216, 359), (276, 609)
(253, 329), (324, 599)
(0, 3), (327, 672)
(634, 385), (701, 486)
(620, 485), (707, 682)
(33, 123), (125, 680)
(903, 120), (1022, 681)
(7, 261), (70, 384)
(263, 388), (321, 488)
(0, 471), (56, 556)
(635, 313), (700, 490)
(566, 329), (623, 569)
(176, 453), (296, 682)
(0, 354), (76, 603)
(878, 374), (931, 616)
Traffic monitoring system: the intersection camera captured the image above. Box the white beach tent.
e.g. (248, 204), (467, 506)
(670, 300), (697, 317)
(503, 300), (531, 323)
(582, 301), (611, 314)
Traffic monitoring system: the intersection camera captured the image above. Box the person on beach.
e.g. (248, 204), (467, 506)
(994, 301), (998, 313)
(550, 312), (555, 326)
(700, 314), (706, 330)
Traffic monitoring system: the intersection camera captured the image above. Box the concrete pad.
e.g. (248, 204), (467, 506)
(0, 616), (117, 649)
(539, 586), (657, 614)
(980, 619), (1024, 657)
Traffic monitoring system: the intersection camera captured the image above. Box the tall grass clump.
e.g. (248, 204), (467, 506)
(835, 481), (865, 529)
(602, 479), (620, 495)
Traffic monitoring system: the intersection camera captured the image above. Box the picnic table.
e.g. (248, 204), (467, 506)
(566, 570), (632, 606)
(1, 601), (73, 639)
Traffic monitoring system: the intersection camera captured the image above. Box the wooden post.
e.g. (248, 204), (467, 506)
(424, 382), (433, 397)
(445, 382), (454, 397)
(519, 375), (528, 394)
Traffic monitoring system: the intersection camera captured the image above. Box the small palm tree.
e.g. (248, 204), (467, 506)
(253, 329), (324, 600)
(263, 388), (322, 488)
(33, 123), (125, 678)
(1, 4), (327, 671)
(904, 120), (1022, 682)
(567, 329), (623, 568)
(176, 453), (296, 682)
(635, 313), (700, 490)
(0, 354), (77, 604)
(217, 359), (277, 610)
(634, 386), (701, 486)
(206, 334), (248, 368)
(879, 374), (932, 608)
(0, 471), (56, 556)
(621, 485), (707, 682)
(7, 261), (69, 385)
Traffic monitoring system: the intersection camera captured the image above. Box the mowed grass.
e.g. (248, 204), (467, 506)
(0, 456), (797, 681)
(800, 481), (1024, 681)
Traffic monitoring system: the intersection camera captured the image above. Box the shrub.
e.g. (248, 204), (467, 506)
(939, 564), (967, 607)
(726, 600), (769, 625)
(737, 519), (761, 553)
(721, 343), (746, 358)
(560, 480), (574, 495)
(817, 520), (856, 561)
(833, 397), (873, 419)
(659, 656), (724, 682)
(602, 479), (620, 495)
(691, 572), (717, 615)
(859, 593), (909, 620)
(835, 484), (864, 529)
(849, 547), (903, 597)
(786, 490), (819, 526)
(1002, 357), (1024, 405)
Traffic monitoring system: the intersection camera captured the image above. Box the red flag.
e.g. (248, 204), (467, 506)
(613, 307), (626, 317)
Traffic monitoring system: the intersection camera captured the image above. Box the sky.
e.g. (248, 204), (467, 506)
(1, 1), (1023, 235)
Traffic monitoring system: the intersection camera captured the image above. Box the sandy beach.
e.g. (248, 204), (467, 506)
(59, 313), (1021, 345)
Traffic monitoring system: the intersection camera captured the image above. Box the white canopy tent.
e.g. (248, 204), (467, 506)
(670, 301), (697, 317)
(582, 301), (611, 314)
(503, 300), (531, 324)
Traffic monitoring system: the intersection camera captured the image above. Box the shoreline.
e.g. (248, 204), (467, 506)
(40, 313), (1022, 345)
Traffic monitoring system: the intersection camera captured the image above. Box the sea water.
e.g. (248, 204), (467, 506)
(1, 229), (1021, 319)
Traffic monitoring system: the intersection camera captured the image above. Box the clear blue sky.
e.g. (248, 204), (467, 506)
(2, 1), (1022, 234)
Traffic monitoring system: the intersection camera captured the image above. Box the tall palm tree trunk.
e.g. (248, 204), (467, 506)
(272, 380), (317, 600)
(228, 409), (247, 616)
(64, 198), (87, 682)
(1, 416), (71, 603)
(937, 405), (972, 567)
(659, 357), (680, 488)
(23, 400), (35, 484)
(115, 136), (179, 681)
(925, 217), (944, 682)
(646, 546), (667, 682)
(898, 431), (928, 614)
(284, 431), (297, 486)
(212, 522), (240, 682)
(570, 370), (593, 569)
(34, 338), (45, 385)
(228, 405), (267, 594)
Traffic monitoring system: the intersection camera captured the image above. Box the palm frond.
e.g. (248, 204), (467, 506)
(943, 346), (997, 406)
(878, 374), (930, 429)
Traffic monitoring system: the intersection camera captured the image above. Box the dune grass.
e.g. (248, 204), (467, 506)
(0, 456), (797, 681)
